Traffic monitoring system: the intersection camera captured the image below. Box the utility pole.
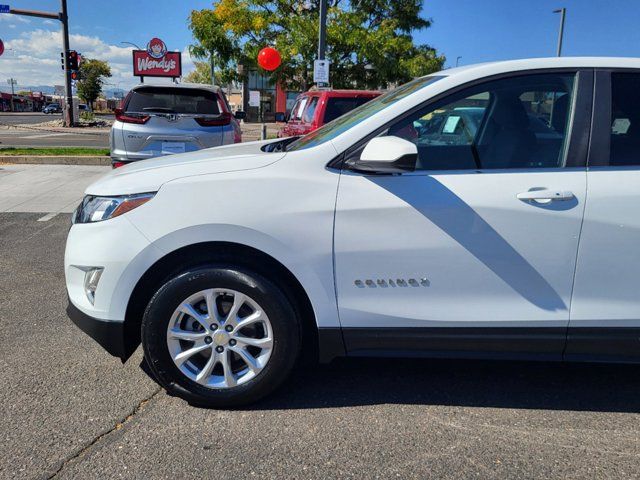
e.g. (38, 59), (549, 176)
(60, 0), (74, 126)
(318, 0), (327, 61)
(317, 0), (327, 87)
(553, 8), (566, 57)
(8, 0), (74, 126)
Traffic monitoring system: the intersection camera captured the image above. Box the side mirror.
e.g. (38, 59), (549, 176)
(274, 112), (287, 123)
(234, 110), (246, 120)
(350, 136), (418, 173)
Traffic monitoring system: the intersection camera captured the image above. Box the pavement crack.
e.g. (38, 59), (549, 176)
(45, 387), (162, 479)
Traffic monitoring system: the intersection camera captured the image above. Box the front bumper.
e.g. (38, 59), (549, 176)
(65, 214), (152, 321)
(65, 214), (161, 362)
(67, 298), (128, 360)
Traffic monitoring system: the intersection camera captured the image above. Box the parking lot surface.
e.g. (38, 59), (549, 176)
(0, 114), (281, 148)
(0, 113), (67, 126)
(1, 166), (640, 479)
(0, 113), (115, 126)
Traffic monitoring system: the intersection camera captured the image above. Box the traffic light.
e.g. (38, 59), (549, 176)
(70, 71), (79, 81)
(68, 50), (79, 71)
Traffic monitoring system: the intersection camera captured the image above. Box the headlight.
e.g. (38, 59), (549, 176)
(73, 192), (155, 224)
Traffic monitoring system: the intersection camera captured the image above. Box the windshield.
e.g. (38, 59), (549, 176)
(125, 87), (221, 115)
(286, 75), (444, 151)
(289, 97), (309, 121)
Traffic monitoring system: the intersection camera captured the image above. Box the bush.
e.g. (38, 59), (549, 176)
(79, 111), (95, 122)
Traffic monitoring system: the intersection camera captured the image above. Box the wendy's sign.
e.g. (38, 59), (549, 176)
(132, 38), (182, 79)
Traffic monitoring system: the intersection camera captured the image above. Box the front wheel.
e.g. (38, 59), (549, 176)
(142, 267), (301, 407)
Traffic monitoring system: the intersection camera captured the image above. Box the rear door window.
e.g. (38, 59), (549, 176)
(610, 73), (640, 166)
(126, 87), (220, 115)
(324, 97), (375, 123)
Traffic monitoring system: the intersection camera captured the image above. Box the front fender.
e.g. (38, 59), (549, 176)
(110, 221), (340, 330)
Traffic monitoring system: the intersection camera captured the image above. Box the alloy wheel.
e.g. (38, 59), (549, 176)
(166, 288), (273, 389)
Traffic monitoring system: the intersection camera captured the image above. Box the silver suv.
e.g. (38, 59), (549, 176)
(110, 83), (245, 167)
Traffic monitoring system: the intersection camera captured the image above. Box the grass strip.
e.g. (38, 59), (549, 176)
(0, 147), (110, 156)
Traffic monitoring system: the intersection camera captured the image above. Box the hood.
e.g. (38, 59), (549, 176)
(86, 139), (286, 196)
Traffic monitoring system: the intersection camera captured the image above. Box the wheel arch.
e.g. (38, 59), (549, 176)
(122, 241), (340, 362)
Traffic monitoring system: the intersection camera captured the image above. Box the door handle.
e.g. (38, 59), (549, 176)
(517, 189), (574, 204)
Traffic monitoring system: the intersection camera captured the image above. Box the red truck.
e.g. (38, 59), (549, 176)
(276, 89), (380, 138)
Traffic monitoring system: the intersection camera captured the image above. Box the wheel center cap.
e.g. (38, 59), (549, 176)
(213, 331), (230, 346)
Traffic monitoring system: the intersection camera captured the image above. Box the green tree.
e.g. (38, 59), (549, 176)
(183, 60), (236, 85)
(188, 0), (445, 90)
(76, 59), (112, 108)
(188, 9), (239, 86)
(184, 61), (213, 84)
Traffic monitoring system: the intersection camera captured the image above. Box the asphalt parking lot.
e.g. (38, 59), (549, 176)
(0, 113), (115, 126)
(0, 113), (281, 149)
(0, 127), (110, 149)
(0, 113), (110, 148)
(1, 164), (640, 479)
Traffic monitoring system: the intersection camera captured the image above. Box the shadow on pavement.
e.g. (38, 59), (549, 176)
(251, 357), (640, 413)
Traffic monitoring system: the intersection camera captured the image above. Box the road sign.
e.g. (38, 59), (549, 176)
(0, 39), (4, 57)
(313, 59), (330, 84)
(249, 90), (260, 107)
(0, 5), (9, 13)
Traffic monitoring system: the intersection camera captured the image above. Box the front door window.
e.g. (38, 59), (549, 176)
(383, 73), (576, 171)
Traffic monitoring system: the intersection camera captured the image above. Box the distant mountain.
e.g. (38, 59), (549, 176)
(0, 85), (56, 94)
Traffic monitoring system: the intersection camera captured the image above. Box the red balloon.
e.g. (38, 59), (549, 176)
(257, 47), (281, 71)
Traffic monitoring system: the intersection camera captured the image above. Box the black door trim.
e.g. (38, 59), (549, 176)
(340, 327), (640, 364)
(343, 327), (566, 362)
(565, 327), (640, 363)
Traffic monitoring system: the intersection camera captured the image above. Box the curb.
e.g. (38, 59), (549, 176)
(0, 156), (111, 166)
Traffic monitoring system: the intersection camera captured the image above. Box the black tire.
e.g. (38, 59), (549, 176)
(141, 266), (301, 407)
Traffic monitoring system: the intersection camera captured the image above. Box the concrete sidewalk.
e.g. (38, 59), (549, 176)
(0, 164), (110, 214)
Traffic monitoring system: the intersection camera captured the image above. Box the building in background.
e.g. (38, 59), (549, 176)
(0, 91), (48, 112)
(243, 70), (300, 122)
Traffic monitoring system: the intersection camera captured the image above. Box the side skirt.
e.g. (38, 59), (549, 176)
(329, 327), (640, 364)
(342, 327), (566, 362)
(565, 327), (640, 363)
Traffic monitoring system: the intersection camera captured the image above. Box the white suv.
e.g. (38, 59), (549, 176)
(66, 58), (640, 407)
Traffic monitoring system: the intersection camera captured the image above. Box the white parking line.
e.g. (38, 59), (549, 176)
(37, 212), (58, 222)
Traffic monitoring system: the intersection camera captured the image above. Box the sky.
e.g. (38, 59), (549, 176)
(0, 0), (639, 93)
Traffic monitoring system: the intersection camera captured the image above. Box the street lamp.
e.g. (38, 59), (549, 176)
(119, 41), (142, 50)
(553, 8), (566, 57)
(7, 78), (17, 112)
(456, 56), (462, 67)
